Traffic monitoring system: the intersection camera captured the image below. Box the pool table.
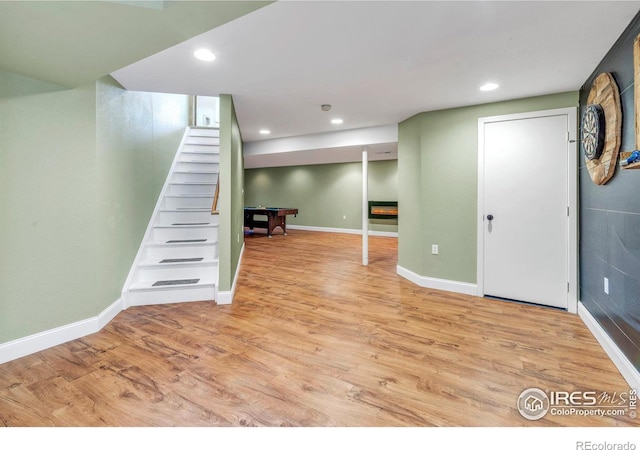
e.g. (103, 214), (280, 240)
(244, 207), (299, 237)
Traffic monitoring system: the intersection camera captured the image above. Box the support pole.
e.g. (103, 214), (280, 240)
(362, 146), (369, 266)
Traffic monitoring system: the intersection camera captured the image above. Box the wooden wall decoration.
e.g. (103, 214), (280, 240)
(583, 72), (622, 185)
(621, 34), (640, 170)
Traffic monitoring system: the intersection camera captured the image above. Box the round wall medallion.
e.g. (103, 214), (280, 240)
(581, 104), (605, 160)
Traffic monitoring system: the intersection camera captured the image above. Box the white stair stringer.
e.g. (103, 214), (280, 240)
(122, 127), (221, 308)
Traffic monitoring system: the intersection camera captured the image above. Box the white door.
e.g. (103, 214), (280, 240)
(480, 112), (569, 309)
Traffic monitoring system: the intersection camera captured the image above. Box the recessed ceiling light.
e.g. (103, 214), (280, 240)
(480, 82), (499, 91)
(331, 118), (344, 125)
(194, 49), (216, 62)
(259, 129), (271, 135)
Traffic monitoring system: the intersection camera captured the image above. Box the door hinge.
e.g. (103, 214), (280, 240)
(567, 282), (570, 292)
(567, 206), (570, 216)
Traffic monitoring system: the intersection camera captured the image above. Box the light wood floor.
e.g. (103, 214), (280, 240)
(0, 230), (634, 426)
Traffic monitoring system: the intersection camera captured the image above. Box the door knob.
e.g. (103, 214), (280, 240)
(487, 214), (494, 221)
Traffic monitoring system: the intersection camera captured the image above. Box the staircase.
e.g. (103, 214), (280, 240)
(122, 127), (220, 307)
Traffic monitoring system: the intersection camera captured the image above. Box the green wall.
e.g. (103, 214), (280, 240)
(218, 94), (244, 292)
(0, 71), (98, 343)
(95, 76), (189, 312)
(398, 91), (579, 284)
(0, 71), (188, 344)
(244, 159), (398, 233)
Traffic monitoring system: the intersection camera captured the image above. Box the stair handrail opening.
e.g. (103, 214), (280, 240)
(211, 175), (220, 215)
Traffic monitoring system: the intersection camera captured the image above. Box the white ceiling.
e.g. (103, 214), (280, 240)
(112, 1), (640, 142)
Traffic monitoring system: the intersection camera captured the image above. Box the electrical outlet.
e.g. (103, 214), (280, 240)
(237, 233), (240, 244)
(432, 244), (439, 255)
(604, 277), (609, 295)
(343, 215), (347, 220)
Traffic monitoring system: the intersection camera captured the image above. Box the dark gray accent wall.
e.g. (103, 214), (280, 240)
(579, 12), (640, 369)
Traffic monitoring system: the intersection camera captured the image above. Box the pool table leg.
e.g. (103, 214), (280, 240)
(267, 213), (287, 238)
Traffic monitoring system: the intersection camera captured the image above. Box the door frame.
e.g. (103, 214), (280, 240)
(477, 107), (578, 313)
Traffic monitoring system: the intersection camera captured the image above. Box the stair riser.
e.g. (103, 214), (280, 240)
(172, 172), (218, 183)
(156, 210), (217, 224)
(179, 152), (220, 164)
(127, 286), (216, 307)
(175, 161), (219, 172)
(190, 128), (219, 138)
(163, 196), (214, 210)
(181, 146), (220, 156)
(151, 227), (219, 242)
(143, 245), (218, 262)
(168, 184), (216, 196)
(184, 137), (220, 146)
(135, 265), (218, 283)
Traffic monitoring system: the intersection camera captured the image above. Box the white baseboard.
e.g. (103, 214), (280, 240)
(217, 243), (245, 305)
(98, 297), (124, 329)
(578, 302), (640, 391)
(287, 224), (398, 237)
(396, 264), (478, 296)
(0, 297), (124, 365)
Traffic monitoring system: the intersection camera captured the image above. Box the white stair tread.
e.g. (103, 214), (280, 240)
(165, 194), (214, 198)
(147, 239), (218, 247)
(174, 170), (219, 174)
(180, 150), (220, 155)
(130, 279), (215, 292)
(182, 160), (218, 164)
(139, 257), (218, 268)
(159, 207), (211, 211)
(153, 223), (219, 228)
(170, 181), (216, 185)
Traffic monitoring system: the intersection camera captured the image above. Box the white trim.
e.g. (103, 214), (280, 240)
(567, 107), (579, 314)
(0, 298), (123, 365)
(578, 302), (640, 391)
(216, 243), (245, 305)
(98, 297), (124, 329)
(397, 265), (478, 296)
(477, 107), (578, 313)
(477, 117), (486, 299)
(362, 147), (369, 266)
(287, 224), (398, 237)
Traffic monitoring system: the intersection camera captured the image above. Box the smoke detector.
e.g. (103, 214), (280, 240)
(321, 104), (332, 112)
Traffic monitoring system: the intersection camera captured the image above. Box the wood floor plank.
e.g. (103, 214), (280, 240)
(0, 230), (636, 426)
